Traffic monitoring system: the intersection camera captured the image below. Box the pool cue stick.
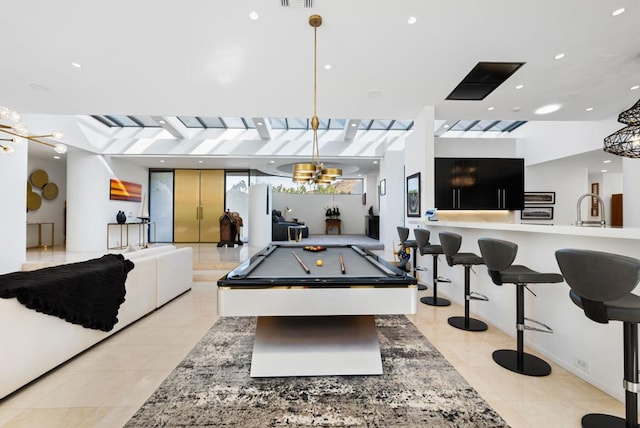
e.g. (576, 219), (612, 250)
(339, 252), (345, 274)
(292, 251), (310, 274)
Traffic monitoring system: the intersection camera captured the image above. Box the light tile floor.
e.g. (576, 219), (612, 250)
(0, 244), (625, 427)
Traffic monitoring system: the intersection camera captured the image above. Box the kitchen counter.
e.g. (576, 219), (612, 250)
(408, 219), (640, 240)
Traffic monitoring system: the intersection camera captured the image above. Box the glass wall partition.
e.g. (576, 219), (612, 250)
(149, 170), (174, 242)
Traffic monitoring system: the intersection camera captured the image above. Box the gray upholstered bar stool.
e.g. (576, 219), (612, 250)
(397, 226), (426, 290)
(439, 232), (488, 331)
(478, 238), (563, 377)
(414, 228), (450, 306)
(556, 249), (640, 428)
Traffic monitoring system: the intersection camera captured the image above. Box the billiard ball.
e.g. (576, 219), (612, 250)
(316, 259), (323, 266)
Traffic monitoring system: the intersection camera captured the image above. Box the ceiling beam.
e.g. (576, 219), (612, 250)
(253, 117), (272, 140)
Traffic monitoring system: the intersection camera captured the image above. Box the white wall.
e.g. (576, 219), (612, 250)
(525, 164), (587, 226)
(248, 184), (271, 247)
(623, 158), (640, 227)
(27, 156), (66, 246)
(518, 119), (620, 166)
(272, 193), (367, 235)
(0, 144), (27, 274)
(435, 137), (517, 158)
(66, 151), (148, 251)
(379, 149), (405, 251)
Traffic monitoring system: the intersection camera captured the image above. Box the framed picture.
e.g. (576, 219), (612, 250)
(520, 206), (554, 220)
(524, 191), (555, 205)
(109, 179), (142, 202)
(591, 183), (599, 216)
(379, 179), (386, 196)
(406, 172), (421, 217)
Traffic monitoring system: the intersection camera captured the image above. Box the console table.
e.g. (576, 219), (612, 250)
(26, 222), (54, 249)
(107, 222), (156, 249)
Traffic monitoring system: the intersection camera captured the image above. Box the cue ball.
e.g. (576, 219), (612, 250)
(316, 259), (323, 266)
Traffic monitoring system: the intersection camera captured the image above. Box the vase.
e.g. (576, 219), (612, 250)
(116, 211), (126, 224)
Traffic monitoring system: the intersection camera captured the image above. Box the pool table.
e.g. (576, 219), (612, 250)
(218, 244), (417, 377)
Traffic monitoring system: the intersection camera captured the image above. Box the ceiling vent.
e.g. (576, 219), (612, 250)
(446, 62), (525, 101)
(281, 0), (313, 8)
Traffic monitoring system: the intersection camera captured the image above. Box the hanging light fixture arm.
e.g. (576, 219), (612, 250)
(0, 107), (67, 154)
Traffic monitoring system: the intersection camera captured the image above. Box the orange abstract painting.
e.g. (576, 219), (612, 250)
(110, 179), (142, 202)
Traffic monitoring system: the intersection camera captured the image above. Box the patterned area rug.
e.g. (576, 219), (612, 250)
(126, 316), (508, 427)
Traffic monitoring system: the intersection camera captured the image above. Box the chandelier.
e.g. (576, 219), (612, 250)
(0, 106), (67, 155)
(292, 14), (342, 184)
(604, 98), (640, 158)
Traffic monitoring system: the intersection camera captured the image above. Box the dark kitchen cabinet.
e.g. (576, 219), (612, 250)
(435, 158), (524, 210)
(434, 158), (480, 209)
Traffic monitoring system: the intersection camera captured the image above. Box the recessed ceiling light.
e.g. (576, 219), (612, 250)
(198, 160), (204, 164)
(487, 106), (495, 111)
(601, 169), (608, 173)
(586, 107), (594, 112)
(367, 89), (382, 99)
(256, 121), (263, 126)
(554, 53), (565, 60)
(158, 119), (165, 124)
(612, 8), (625, 16)
(515, 84), (524, 90)
(29, 82), (50, 92)
(71, 62), (82, 68)
(249, 11), (259, 20)
(513, 106), (521, 112)
(269, 160), (275, 164)
(159, 160), (165, 163)
(407, 16), (417, 25)
(443, 124), (450, 128)
(604, 160), (611, 163)
(631, 85), (640, 91)
(53, 156), (60, 159)
(350, 123), (357, 127)
(324, 64), (332, 70)
(534, 103), (561, 115)
(373, 160), (378, 164)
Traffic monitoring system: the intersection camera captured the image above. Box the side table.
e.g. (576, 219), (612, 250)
(325, 218), (341, 235)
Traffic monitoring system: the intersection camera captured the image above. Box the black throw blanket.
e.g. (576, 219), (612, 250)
(0, 254), (134, 332)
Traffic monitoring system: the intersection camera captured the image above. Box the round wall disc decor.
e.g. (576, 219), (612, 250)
(42, 182), (59, 200)
(30, 169), (49, 188)
(27, 192), (42, 211)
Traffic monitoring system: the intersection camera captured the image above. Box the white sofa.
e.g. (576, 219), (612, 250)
(0, 245), (193, 400)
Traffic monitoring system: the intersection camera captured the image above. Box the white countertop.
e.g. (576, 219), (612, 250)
(408, 219), (640, 240)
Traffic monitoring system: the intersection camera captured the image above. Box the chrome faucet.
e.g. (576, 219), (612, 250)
(576, 193), (606, 227)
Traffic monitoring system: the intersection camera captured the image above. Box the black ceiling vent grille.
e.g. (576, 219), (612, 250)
(446, 62), (525, 101)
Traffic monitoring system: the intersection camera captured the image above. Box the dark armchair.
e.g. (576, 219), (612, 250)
(271, 210), (309, 241)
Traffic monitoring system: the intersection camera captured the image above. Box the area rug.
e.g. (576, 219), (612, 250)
(125, 316), (508, 427)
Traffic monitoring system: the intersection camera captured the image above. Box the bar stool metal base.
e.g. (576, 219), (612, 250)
(492, 349), (551, 377)
(417, 283), (427, 290)
(448, 316), (488, 331)
(581, 414), (627, 428)
(420, 296), (450, 306)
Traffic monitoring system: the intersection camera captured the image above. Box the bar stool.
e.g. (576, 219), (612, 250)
(414, 228), (450, 306)
(397, 227), (426, 290)
(439, 232), (488, 331)
(556, 249), (640, 428)
(478, 238), (563, 376)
